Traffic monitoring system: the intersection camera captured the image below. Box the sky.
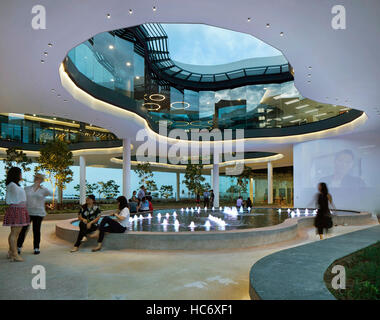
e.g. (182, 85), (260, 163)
(162, 24), (281, 65)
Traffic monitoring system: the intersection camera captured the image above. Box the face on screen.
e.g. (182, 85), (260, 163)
(334, 152), (354, 177)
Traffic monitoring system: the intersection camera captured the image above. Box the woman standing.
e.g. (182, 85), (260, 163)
(70, 195), (101, 252)
(17, 173), (52, 255)
(91, 196), (130, 252)
(3, 167), (30, 262)
(314, 182), (335, 240)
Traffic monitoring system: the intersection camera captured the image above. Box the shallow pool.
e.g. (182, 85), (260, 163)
(71, 207), (355, 232)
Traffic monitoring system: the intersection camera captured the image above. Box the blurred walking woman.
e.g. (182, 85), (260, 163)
(17, 173), (52, 255)
(91, 196), (130, 252)
(3, 167), (30, 262)
(70, 195), (101, 252)
(314, 182), (334, 240)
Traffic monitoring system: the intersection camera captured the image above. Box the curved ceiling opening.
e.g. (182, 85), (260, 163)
(161, 23), (282, 66)
(62, 23), (364, 140)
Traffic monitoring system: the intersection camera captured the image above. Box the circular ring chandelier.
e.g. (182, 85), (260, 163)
(142, 102), (161, 111)
(170, 101), (190, 110)
(149, 94), (166, 102)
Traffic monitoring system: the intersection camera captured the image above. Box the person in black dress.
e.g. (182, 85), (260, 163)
(314, 183), (335, 240)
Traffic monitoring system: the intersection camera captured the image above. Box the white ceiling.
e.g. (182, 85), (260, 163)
(0, 0), (379, 169)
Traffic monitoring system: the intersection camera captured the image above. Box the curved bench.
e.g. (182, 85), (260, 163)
(55, 211), (375, 250)
(249, 224), (380, 300)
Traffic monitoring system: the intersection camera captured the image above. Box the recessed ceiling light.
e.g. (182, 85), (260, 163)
(308, 66), (312, 69)
(106, 13), (111, 19)
(48, 43), (53, 47)
(63, 99), (68, 102)
(126, 62), (131, 66)
(282, 115), (294, 119)
(57, 94), (61, 97)
(295, 104), (309, 109)
(266, 23), (270, 28)
(109, 45), (114, 50)
(284, 99), (299, 105)
(247, 18), (251, 22)
(135, 76), (140, 79)
(110, 78), (114, 82)
(44, 52), (48, 56)
(307, 74), (311, 77)
(152, 6), (156, 11)
(51, 89), (55, 92)
(129, 9), (133, 14)
(40, 60), (45, 63)
(280, 32), (284, 36)
(308, 80), (311, 83)
(72, 121), (75, 123)
(33, 114), (36, 117)
(53, 117), (57, 120)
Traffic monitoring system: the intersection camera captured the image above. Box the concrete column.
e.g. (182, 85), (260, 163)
(267, 161), (273, 204)
(176, 172), (180, 201)
(123, 138), (131, 198)
(79, 155), (86, 205)
(212, 152), (219, 208)
(249, 177), (254, 203)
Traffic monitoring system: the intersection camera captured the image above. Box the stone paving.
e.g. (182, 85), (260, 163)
(0, 219), (377, 300)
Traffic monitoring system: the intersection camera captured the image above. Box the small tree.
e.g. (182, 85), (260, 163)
(98, 180), (120, 199)
(0, 179), (6, 201)
(236, 166), (253, 195)
(36, 140), (74, 207)
(183, 163), (206, 197)
(134, 162), (157, 193)
(3, 147), (32, 181)
(159, 185), (173, 199)
(74, 181), (99, 197)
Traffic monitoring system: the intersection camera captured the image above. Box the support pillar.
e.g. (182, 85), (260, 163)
(123, 138), (131, 198)
(176, 172), (180, 201)
(212, 152), (219, 208)
(267, 161), (273, 204)
(249, 177), (254, 203)
(79, 155), (86, 205)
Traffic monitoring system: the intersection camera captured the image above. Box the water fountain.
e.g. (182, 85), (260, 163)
(147, 213), (152, 219)
(305, 208), (309, 216)
(165, 212), (170, 219)
(188, 221), (195, 228)
(157, 213), (161, 219)
(239, 206), (244, 213)
(162, 219), (168, 226)
(278, 208), (282, 214)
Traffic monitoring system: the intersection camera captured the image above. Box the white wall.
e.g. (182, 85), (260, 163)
(293, 133), (380, 214)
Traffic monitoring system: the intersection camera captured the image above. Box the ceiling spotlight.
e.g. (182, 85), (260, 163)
(170, 101), (190, 110)
(110, 78), (114, 82)
(308, 66), (312, 69)
(152, 6), (157, 11)
(33, 114), (36, 117)
(135, 76), (140, 80)
(308, 74), (311, 77)
(53, 117), (57, 120)
(129, 9), (133, 14)
(247, 17), (251, 22)
(57, 94), (61, 97)
(48, 43), (53, 47)
(280, 32), (284, 36)
(126, 62), (131, 67)
(40, 60), (45, 63)
(106, 13), (111, 19)
(149, 94), (165, 102)
(44, 52), (48, 56)
(108, 45), (114, 50)
(266, 23), (270, 28)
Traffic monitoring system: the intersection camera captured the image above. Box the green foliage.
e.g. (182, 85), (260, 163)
(2, 147), (32, 176)
(326, 241), (380, 300)
(236, 166), (253, 194)
(97, 180), (120, 199)
(0, 179), (6, 200)
(182, 163), (207, 196)
(134, 162), (157, 192)
(35, 140), (74, 205)
(159, 185), (173, 199)
(73, 181), (99, 197)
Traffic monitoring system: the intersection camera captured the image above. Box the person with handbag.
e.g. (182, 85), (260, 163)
(314, 182), (335, 240)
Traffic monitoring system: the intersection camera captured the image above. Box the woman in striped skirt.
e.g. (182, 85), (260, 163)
(3, 167), (30, 262)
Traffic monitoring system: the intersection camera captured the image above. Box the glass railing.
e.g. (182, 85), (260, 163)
(0, 114), (118, 145)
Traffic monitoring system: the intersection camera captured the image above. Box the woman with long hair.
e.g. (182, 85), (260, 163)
(314, 182), (335, 240)
(90, 196), (130, 252)
(70, 194), (101, 252)
(3, 167), (30, 262)
(17, 173), (52, 255)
